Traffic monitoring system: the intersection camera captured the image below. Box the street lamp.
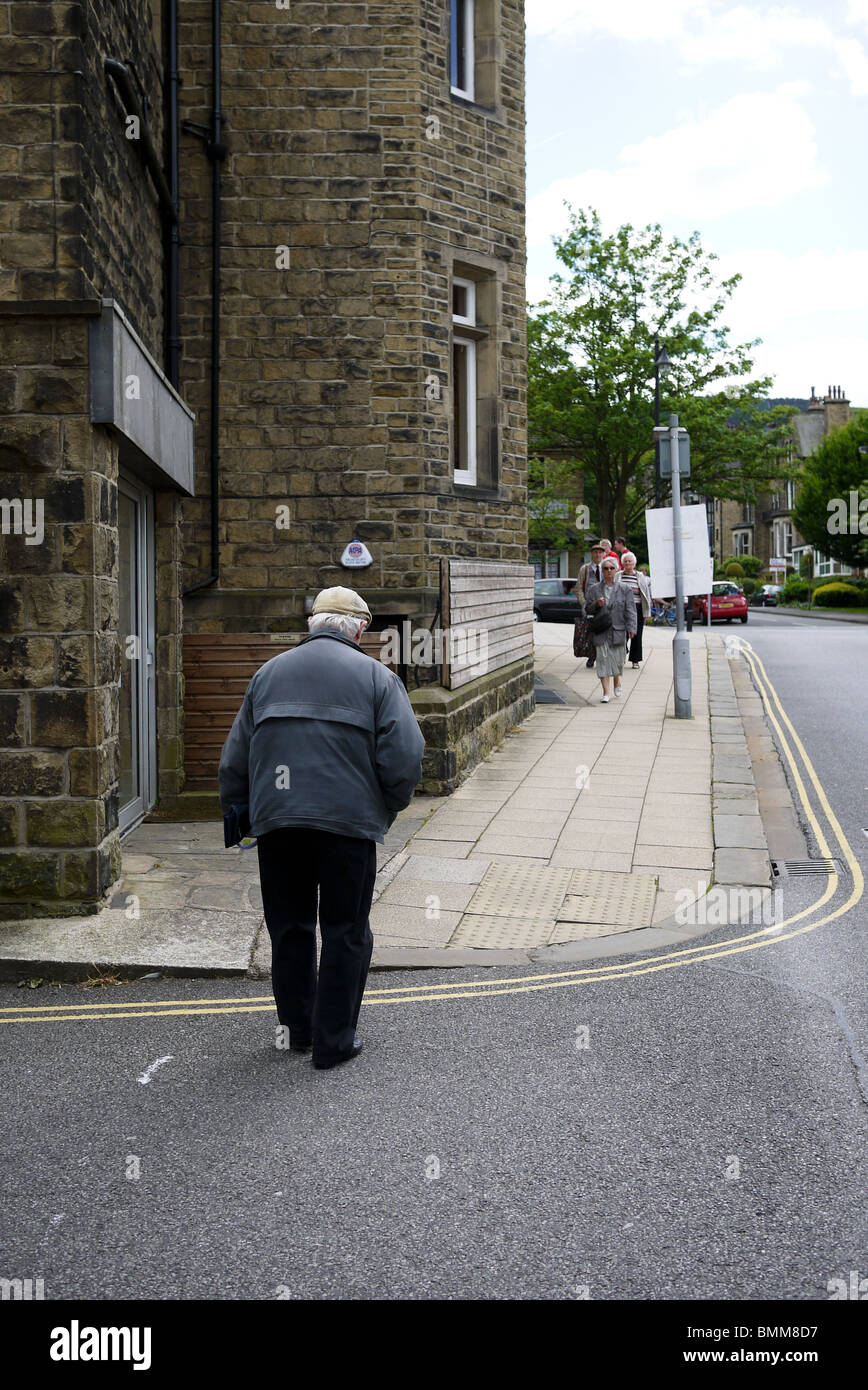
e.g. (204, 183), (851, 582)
(653, 335), (672, 507)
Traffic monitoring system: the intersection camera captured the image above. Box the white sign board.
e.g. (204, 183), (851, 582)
(769, 556), (787, 571)
(646, 504), (713, 598)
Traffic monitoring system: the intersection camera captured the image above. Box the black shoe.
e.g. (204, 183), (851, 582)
(585, 658), (595, 668)
(313, 1034), (363, 1070)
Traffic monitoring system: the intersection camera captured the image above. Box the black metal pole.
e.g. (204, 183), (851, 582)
(208, 0), (222, 586)
(165, 0), (181, 388)
(182, 0), (224, 596)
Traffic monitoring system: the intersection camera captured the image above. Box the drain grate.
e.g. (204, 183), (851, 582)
(771, 859), (839, 877)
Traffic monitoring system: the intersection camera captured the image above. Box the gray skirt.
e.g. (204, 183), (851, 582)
(594, 639), (626, 677)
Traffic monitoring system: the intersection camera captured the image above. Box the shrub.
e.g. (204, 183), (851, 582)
(724, 561), (745, 578)
(812, 582), (864, 608)
(722, 553), (762, 577)
(740, 578), (757, 596)
(782, 578), (810, 603)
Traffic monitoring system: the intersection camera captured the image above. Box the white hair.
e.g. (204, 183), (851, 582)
(308, 611), (367, 640)
(621, 551), (637, 565)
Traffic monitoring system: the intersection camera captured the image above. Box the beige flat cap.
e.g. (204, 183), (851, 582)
(311, 586), (372, 622)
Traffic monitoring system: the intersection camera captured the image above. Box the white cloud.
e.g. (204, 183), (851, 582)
(526, 0), (700, 42)
(703, 248), (868, 394)
(528, 2), (868, 97)
(527, 88), (828, 247)
(834, 37), (868, 95)
(848, 0), (868, 32)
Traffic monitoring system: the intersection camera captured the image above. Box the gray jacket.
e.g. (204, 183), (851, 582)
(218, 631), (425, 843)
(584, 581), (637, 647)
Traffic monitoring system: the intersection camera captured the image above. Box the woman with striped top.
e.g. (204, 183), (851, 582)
(619, 552), (651, 667)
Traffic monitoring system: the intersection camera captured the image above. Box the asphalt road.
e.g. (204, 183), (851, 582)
(1, 614), (865, 1303)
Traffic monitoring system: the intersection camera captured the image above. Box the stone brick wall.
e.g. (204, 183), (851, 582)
(178, 0), (527, 645)
(0, 311), (122, 916)
(0, 0), (176, 916)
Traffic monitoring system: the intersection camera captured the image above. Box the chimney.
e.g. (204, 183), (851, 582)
(823, 384), (850, 433)
(807, 384), (823, 411)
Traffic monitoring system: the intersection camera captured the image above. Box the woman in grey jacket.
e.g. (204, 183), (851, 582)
(584, 558), (637, 703)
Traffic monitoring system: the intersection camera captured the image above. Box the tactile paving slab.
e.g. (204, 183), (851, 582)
(557, 869), (658, 927)
(448, 916), (558, 950)
(463, 862), (573, 921)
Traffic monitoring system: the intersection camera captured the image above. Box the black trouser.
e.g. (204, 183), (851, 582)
(257, 827), (377, 1065)
(628, 608), (645, 664)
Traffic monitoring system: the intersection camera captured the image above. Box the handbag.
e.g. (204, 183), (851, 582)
(589, 607), (612, 634)
(573, 616), (594, 658)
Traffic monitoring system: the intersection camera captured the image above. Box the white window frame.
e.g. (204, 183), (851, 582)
(452, 276), (476, 327)
(814, 550), (852, 578)
(450, 0), (475, 101)
(785, 478), (797, 509)
(452, 335), (477, 485)
(732, 529), (751, 556)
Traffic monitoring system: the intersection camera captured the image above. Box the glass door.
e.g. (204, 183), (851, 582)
(118, 473), (156, 833)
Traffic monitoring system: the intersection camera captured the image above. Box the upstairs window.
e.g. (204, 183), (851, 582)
(452, 277), (478, 485)
(450, 0), (475, 99)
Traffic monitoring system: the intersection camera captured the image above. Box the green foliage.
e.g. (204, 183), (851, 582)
(724, 561), (745, 577)
(527, 455), (583, 551)
(791, 415), (868, 568)
(740, 578), (757, 595)
(782, 577), (810, 602)
(722, 553), (763, 577)
(528, 207), (798, 540)
(812, 582), (864, 608)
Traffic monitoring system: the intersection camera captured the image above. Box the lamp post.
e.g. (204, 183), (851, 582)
(653, 335), (672, 507)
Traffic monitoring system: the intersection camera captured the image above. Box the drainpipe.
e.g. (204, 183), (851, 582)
(182, 0), (225, 596)
(165, 0), (181, 388)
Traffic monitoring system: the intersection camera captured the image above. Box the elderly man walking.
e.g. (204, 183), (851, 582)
(218, 587), (425, 1070)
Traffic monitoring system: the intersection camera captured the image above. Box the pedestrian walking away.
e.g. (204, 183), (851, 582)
(578, 541), (608, 667)
(585, 560), (637, 701)
(618, 551), (651, 666)
(218, 586), (425, 1070)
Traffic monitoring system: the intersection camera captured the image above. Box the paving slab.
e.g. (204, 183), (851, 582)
(714, 848), (771, 886)
(713, 814), (768, 850)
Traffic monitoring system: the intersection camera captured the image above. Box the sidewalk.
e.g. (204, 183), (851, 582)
(0, 626), (775, 981)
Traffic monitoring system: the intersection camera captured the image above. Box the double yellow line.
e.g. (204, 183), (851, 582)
(1, 643), (862, 1025)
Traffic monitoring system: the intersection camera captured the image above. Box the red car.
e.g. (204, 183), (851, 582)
(692, 581), (749, 625)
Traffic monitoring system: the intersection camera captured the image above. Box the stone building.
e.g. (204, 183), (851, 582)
(0, 0), (528, 919)
(713, 387), (860, 580)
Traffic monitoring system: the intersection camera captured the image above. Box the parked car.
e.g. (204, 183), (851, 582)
(533, 578), (580, 622)
(751, 584), (783, 607)
(692, 581), (749, 624)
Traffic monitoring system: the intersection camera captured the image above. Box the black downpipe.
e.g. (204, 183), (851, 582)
(165, 0), (181, 388)
(183, 0), (225, 597)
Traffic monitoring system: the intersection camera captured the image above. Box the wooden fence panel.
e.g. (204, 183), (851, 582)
(441, 559), (534, 690)
(182, 632), (391, 791)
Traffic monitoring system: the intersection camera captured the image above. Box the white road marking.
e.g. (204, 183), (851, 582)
(138, 1055), (173, 1085)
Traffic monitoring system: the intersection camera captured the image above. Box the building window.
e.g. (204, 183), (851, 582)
(814, 551), (852, 578)
(452, 277), (478, 485)
(785, 478), (797, 509)
(451, 264), (499, 489)
(732, 529), (751, 556)
(450, 0), (475, 99)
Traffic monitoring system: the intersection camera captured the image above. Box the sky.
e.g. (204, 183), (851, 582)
(525, 0), (868, 399)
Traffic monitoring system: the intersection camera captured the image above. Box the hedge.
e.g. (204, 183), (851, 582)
(812, 583), (864, 608)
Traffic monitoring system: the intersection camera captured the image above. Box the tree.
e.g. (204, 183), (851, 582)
(791, 415), (868, 568)
(528, 208), (798, 540)
(527, 456), (585, 553)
